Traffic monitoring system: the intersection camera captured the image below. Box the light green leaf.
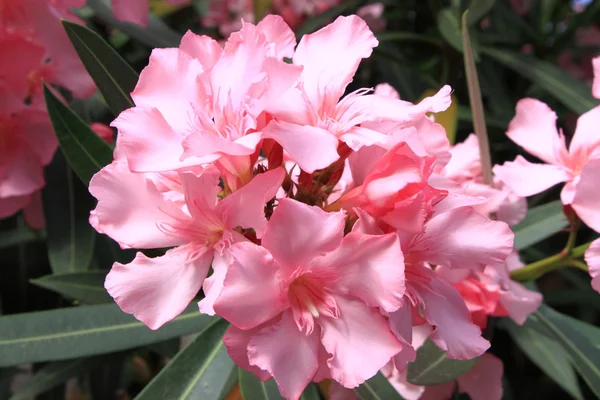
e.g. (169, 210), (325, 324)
(467, 0), (496, 25)
(406, 340), (478, 386)
(9, 354), (123, 400)
(30, 271), (110, 304)
(62, 20), (138, 115)
(354, 371), (403, 399)
(238, 369), (284, 400)
(86, 0), (181, 48)
(43, 84), (113, 185)
(42, 152), (96, 274)
(482, 47), (600, 115)
(136, 319), (233, 399)
(503, 318), (583, 400)
(529, 305), (600, 397)
(0, 303), (214, 367)
(512, 201), (567, 250)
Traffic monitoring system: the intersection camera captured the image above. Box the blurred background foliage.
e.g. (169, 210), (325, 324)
(1, 0), (600, 399)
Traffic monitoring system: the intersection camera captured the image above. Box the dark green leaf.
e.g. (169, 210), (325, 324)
(512, 201), (567, 250)
(43, 152), (96, 274)
(0, 303), (215, 367)
(482, 48), (600, 115)
(354, 371), (403, 399)
(295, 0), (362, 38)
(30, 271), (110, 304)
(503, 319), (583, 400)
(86, 0), (181, 48)
(62, 20), (138, 115)
(467, 0), (496, 25)
(529, 305), (600, 397)
(0, 368), (19, 400)
(406, 340), (478, 386)
(218, 367), (239, 400)
(238, 369), (284, 400)
(0, 227), (42, 250)
(438, 8), (479, 60)
(43, 85), (113, 184)
(300, 383), (321, 400)
(9, 354), (123, 400)
(136, 319), (233, 400)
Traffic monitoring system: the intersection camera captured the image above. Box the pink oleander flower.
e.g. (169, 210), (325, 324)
(90, 122), (114, 144)
(441, 134), (527, 226)
(271, 0), (342, 29)
(90, 151), (284, 329)
(585, 239), (600, 293)
(202, 0), (254, 37)
(593, 56), (600, 99)
(262, 15), (452, 173)
(214, 198), (406, 399)
(114, 16), (300, 190)
(493, 98), (600, 231)
(357, 3), (386, 32)
(111, 0), (189, 27)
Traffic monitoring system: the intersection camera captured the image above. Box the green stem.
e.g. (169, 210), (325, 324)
(511, 241), (593, 281)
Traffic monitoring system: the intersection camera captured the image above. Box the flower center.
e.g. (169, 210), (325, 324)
(287, 272), (339, 334)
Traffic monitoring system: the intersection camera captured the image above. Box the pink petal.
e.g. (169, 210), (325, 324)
(88, 160), (187, 249)
(112, 107), (199, 172)
(383, 367), (425, 400)
(112, 0), (148, 26)
(319, 296), (403, 388)
(262, 198), (345, 273)
(0, 195), (30, 220)
(131, 48), (204, 132)
(571, 159), (600, 232)
(293, 15), (378, 106)
(420, 382), (455, 400)
(198, 251), (233, 315)
(179, 31), (222, 70)
(179, 166), (221, 213)
(217, 168), (284, 237)
(105, 244), (212, 330)
(493, 156), (570, 197)
(500, 279), (543, 325)
(387, 302), (417, 370)
(414, 207), (514, 271)
(182, 131), (262, 163)
(409, 268), (490, 359)
(456, 354), (504, 400)
(261, 120), (340, 173)
(23, 190), (45, 230)
(569, 106), (600, 162)
(223, 324), (272, 381)
(0, 142), (44, 198)
(311, 232), (405, 312)
(374, 83), (400, 98)
(593, 57), (600, 99)
(256, 15), (296, 59)
(213, 242), (288, 330)
(506, 98), (567, 165)
(585, 239), (600, 293)
(351, 208), (384, 235)
(444, 134), (480, 181)
(248, 312), (319, 399)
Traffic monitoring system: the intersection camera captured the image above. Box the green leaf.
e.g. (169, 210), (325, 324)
(503, 319), (583, 400)
(467, 0), (496, 25)
(9, 354), (122, 400)
(406, 340), (478, 386)
(86, 0), (182, 48)
(43, 84), (113, 184)
(482, 47), (600, 115)
(512, 201), (567, 250)
(0, 227), (42, 250)
(529, 305), (600, 397)
(438, 8), (479, 60)
(30, 271), (111, 304)
(62, 20), (138, 115)
(295, 0), (362, 38)
(42, 152), (96, 274)
(354, 371), (403, 399)
(0, 303), (214, 367)
(218, 367), (239, 400)
(136, 319), (233, 399)
(299, 383), (321, 400)
(238, 369), (284, 400)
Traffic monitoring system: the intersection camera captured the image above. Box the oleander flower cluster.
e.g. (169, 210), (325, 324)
(90, 15), (551, 400)
(0, 0), (95, 227)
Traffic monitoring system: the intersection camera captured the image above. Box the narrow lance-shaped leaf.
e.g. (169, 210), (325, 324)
(462, 10), (492, 186)
(407, 340), (478, 386)
(43, 84), (113, 184)
(238, 369), (284, 400)
(62, 20), (138, 115)
(354, 371), (404, 400)
(512, 200), (568, 250)
(467, 0), (496, 25)
(0, 303), (215, 367)
(482, 47), (599, 115)
(503, 318), (583, 400)
(136, 319), (234, 400)
(42, 151), (96, 274)
(30, 271), (111, 304)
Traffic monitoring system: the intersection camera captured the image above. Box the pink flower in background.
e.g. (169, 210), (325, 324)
(357, 3), (386, 32)
(215, 199), (406, 398)
(585, 239), (600, 293)
(272, 0), (342, 29)
(494, 98), (600, 231)
(593, 56), (600, 99)
(91, 161), (284, 329)
(90, 123), (115, 144)
(202, 0), (254, 37)
(111, 0), (190, 27)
